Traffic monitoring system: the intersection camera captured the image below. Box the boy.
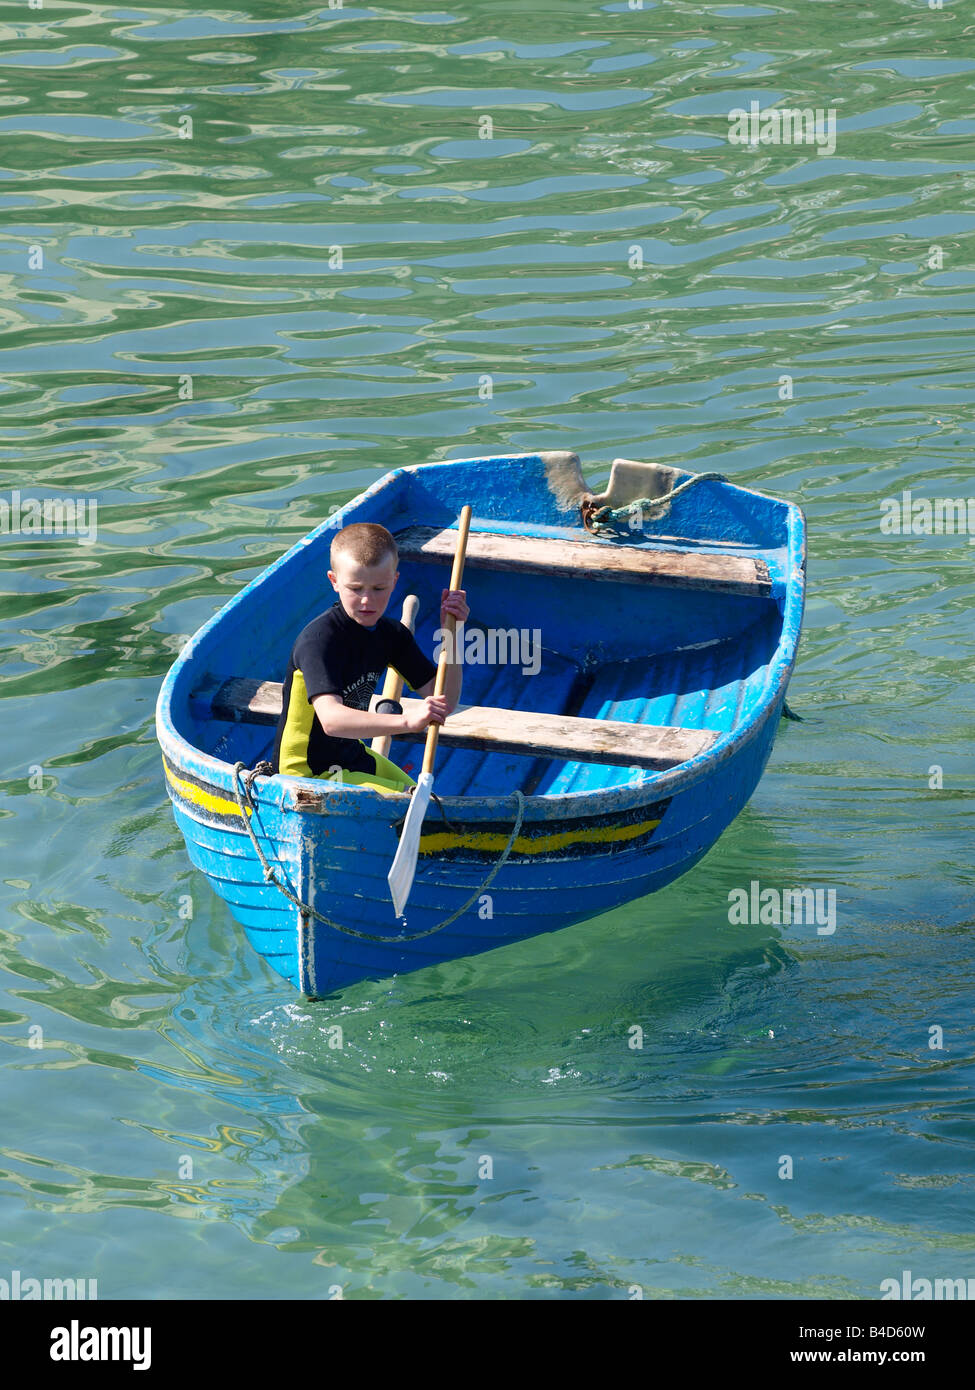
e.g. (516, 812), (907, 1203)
(271, 521), (469, 792)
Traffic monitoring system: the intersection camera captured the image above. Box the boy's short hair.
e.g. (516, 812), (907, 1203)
(330, 522), (398, 571)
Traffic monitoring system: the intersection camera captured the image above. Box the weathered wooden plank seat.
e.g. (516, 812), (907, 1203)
(203, 678), (716, 771)
(395, 526), (771, 598)
(210, 677), (282, 725)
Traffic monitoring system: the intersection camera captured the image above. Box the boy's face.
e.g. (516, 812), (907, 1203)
(328, 554), (398, 626)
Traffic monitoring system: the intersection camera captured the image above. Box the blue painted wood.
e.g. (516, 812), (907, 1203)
(155, 452), (805, 997)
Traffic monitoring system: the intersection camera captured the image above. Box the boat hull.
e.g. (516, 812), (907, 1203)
(161, 681), (786, 995)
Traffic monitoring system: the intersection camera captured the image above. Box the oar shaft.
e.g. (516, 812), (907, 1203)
(422, 505), (472, 776)
(388, 506), (473, 916)
(371, 593), (419, 759)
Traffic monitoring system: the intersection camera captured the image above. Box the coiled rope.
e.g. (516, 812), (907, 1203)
(585, 470), (728, 531)
(231, 762), (525, 944)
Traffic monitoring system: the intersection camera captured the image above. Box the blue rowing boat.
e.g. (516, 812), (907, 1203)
(155, 452), (805, 997)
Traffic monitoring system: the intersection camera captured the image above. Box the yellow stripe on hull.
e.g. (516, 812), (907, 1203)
(163, 755), (666, 858)
(418, 814), (664, 857)
(164, 761), (251, 819)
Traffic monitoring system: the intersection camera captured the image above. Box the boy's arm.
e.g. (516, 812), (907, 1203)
(312, 693), (447, 740)
(311, 693), (398, 741)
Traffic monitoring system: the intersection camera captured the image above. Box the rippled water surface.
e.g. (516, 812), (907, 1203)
(2, 0), (975, 1299)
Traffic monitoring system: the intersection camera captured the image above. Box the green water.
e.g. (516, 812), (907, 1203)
(2, 0), (974, 1299)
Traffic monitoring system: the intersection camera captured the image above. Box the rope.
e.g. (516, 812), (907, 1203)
(231, 762), (525, 944)
(586, 470), (728, 531)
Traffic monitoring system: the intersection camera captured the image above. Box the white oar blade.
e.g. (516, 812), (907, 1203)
(388, 772), (434, 916)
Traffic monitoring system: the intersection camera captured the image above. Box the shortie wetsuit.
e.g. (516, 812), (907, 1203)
(271, 603), (437, 793)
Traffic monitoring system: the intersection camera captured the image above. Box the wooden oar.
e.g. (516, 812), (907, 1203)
(371, 593), (419, 760)
(388, 505), (472, 916)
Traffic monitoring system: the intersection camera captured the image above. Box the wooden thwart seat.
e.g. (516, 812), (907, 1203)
(204, 678), (716, 771)
(395, 525), (771, 598)
(393, 700), (715, 770)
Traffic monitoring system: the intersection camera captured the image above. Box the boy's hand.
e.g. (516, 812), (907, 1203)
(440, 588), (469, 625)
(402, 695), (450, 734)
